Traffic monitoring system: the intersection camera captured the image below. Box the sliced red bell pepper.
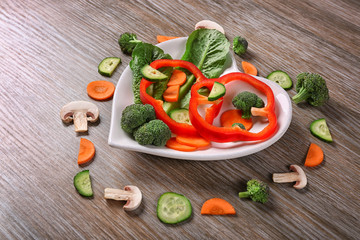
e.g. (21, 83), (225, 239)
(189, 73), (277, 142)
(139, 59), (222, 137)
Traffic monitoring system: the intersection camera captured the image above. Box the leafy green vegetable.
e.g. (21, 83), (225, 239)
(163, 29), (230, 113)
(181, 29), (230, 78)
(130, 43), (173, 104)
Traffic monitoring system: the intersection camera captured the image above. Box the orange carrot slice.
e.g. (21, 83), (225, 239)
(242, 61), (258, 76)
(167, 70), (187, 86)
(220, 109), (253, 130)
(163, 85), (180, 102)
(78, 138), (95, 165)
(165, 137), (197, 152)
(87, 80), (115, 101)
(201, 198), (236, 215)
(157, 35), (180, 43)
(304, 143), (324, 167)
(176, 135), (211, 148)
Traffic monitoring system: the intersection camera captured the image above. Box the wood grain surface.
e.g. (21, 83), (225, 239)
(1, 0), (359, 239)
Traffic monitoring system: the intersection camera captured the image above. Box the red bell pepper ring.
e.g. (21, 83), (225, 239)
(139, 59), (222, 137)
(189, 73), (277, 142)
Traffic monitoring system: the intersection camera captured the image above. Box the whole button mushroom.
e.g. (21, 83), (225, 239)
(195, 20), (225, 34)
(60, 101), (99, 132)
(104, 186), (142, 211)
(272, 165), (307, 189)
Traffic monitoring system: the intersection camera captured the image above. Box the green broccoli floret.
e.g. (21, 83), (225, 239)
(121, 104), (156, 134)
(238, 179), (269, 204)
(233, 36), (248, 56)
(133, 120), (171, 146)
(292, 73), (329, 106)
(232, 91), (264, 119)
(118, 33), (142, 55)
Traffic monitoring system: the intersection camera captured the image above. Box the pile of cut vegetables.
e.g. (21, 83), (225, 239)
(59, 20), (333, 225)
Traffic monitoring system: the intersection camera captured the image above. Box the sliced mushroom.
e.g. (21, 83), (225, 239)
(272, 165), (307, 189)
(195, 20), (225, 34)
(104, 185), (142, 211)
(60, 101), (99, 132)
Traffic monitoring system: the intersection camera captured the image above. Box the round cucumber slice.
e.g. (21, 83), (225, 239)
(208, 82), (226, 101)
(310, 118), (333, 142)
(157, 192), (192, 224)
(73, 170), (93, 197)
(141, 65), (168, 81)
(266, 70), (293, 90)
(169, 108), (191, 124)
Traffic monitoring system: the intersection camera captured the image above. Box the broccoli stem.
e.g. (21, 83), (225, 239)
(238, 191), (250, 198)
(292, 87), (311, 104)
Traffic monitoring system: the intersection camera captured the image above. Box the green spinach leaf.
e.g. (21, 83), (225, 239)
(163, 29), (230, 113)
(130, 42), (172, 104)
(181, 29), (230, 78)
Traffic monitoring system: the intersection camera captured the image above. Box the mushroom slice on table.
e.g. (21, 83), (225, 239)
(104, 186), (142, 211)
(195, 20), (225, 34)
(272, 165), (307, 189)
(60, 101), (99, 132)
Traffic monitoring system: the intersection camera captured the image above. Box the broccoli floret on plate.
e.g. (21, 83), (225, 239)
(134, 120), (171, 146)
(121, 104), (156, 134)
(232, 91), (264, 119)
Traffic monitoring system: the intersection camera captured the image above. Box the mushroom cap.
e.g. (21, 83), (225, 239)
(195, 20), (225, 34)
(123, 185), (142, 211)
(290, 165), (307, 189)
(60, 101), (99, 123)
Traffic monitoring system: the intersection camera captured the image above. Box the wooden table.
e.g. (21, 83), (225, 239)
(1, 0), (359, 239)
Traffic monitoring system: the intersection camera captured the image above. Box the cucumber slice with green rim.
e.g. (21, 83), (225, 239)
(169, 108), (191, 124)
(310, 118), (333, 142)
(208, 82), (226, 101)
(141, 65), (168, 81)
(232, 123), (246, 129)
(266, 70), (292, 90)
(157, 192), (192, 224)
(73, 170), (93, 197)
(98, 57), (121, 77)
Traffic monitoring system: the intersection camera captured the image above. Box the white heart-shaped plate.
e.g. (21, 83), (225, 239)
(108, 38), (292, 160)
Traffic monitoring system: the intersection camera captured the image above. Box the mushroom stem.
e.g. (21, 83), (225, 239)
(73, 111), (88, 132)
(272, 165), (307, 189)
(251, 107), (268, 117)
(103, 186), (142, 211)
(273, 172), (300, 183)
(104, 188), (133, 201)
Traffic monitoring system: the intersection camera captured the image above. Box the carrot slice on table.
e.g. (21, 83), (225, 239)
(201, 198), (236, 215)
(304, 143), (324, 167)
(78, 138), (95, 165)
(176, 135), (211, 148)
(163, 85), (180, 102)
(157, 35), (180, 43)
(87, 80), (115, 100)
(167, 69), (187, 86)
(166, 137), (197, 152)
(242, 61), (258, 76)
(220, 109), (253, 130)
